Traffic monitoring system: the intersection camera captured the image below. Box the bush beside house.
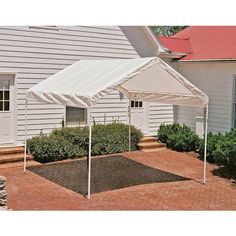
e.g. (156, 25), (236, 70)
(158, 124), (236, 174)
(158, 123), (200, 152)
(27, 123), (142, 163)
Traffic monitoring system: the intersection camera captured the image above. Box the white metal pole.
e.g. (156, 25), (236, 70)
(203, 104), (209, 184)
(87, 107), (92, 199)
(128, 99), (131, 152)
(24, 99), (28, 173)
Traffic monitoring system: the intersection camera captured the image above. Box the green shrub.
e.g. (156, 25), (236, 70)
(198, 132), (224, 163)
(158, 123), (182, 143)
(167, 132), (200, 152)
(28, 135), (86, 163)
(225, 128), (236, 139)
(198, 129), (236, 172)
(28, 122), (143, 163)
(91, 123), (142, 155)
(158, 124), (236, 174)
(213, 136), (236, 173)
(158, 123), (200, 152)
(52, 126), (89, 153)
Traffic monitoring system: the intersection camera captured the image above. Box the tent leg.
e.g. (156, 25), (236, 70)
(24, 99), (28, 173)
(87, 108), (92, 199)
(128, 99), (131, 152)
(203, 104), (208, 184)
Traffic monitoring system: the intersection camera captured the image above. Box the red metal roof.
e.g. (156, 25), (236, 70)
(159, 36), (191, 54)
(159, 26), (236, 60)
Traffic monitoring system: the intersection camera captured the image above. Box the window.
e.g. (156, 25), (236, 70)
(66, 107), (87, 126)
(131, 100), (143, 108)
(0, 80), (10, 112)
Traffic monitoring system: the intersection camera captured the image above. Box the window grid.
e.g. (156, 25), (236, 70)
(131, 100), (143, 108)
(0, 80), (10, 112)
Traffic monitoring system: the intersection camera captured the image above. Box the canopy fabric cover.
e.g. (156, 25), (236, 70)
(26, 57), (208, 108)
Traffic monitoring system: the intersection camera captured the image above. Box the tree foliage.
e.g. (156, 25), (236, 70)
(150, 26), (187, 36)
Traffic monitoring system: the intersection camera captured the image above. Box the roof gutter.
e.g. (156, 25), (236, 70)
(177, 59), (236, 63)
(159, 51), (188, 59)
(143, 26), (171, 55)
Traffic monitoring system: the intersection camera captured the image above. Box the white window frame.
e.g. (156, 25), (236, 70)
(0, 80), (10, 112)
(0, 72), (17, 145)
(64, 106), (88, 127)
(131, 100), (143, 109)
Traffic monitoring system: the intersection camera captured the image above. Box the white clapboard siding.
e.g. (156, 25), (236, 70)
(91, 90), (128, 124)
(0, 35), (136, 51)
(174, 62), (235, 134)
(148, 103), (174, 135)
(0, 27), (132, 46)
(174, 106), (197, 131)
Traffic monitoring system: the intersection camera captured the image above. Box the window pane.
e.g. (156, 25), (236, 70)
(4, 101), (9, 111)
(66, 107), (86, 125)
(0, 101), (3, 111)
(135, 101), (139, 107)
(0, 91), (3, 100)
(131, 100), (134, 107)
(139, 101), (143, 107)
(3, 81), (10, 90)
(4, 91), (9, 100)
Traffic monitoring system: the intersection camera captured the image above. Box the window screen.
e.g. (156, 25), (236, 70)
(66, 107), (87, 126)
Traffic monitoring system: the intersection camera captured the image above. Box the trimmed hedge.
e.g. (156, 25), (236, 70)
(27, 135), (87, 163)
(199, 129), (236, 172)
(158, 123), (182, 143)
(52, 123), (142, 155)
(198, 132), (224, 163)
(158, 124), (236, 173)
(158, 123), (200, 152)
(27, 123), (143, 163)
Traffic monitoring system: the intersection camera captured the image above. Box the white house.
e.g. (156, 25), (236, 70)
(159, 26), (236, 136)
(0, 26), (175, 147)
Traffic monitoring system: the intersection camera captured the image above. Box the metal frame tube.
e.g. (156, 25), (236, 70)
(203, 104), (209, 184)
(87, 107), (92, 199)
(128, 99), (131, 152)
(24, 99), (28, 173)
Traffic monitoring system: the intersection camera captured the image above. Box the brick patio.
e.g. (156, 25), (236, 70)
(0, 149), (235, 210)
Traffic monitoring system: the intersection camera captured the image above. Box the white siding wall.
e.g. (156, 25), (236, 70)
(174, 62), (235, 134)
(91, 91), (128, 124)
(0, 26), (174, 145)
(147, 103), (174, 135)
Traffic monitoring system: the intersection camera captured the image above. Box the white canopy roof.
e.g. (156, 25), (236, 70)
(26, 57), (208, 108)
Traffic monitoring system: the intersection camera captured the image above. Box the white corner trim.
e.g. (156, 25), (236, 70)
(143, 26), (171, 55)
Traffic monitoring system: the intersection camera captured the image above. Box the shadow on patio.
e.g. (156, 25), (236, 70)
(29, 155), (191, 196)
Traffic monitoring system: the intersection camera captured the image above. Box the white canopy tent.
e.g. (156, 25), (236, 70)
(24, 57), (209, 198)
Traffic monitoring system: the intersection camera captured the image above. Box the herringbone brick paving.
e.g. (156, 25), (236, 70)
(0, 149), (235, 210)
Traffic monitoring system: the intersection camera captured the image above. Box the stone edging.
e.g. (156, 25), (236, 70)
(0, 175), (7, 209)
